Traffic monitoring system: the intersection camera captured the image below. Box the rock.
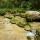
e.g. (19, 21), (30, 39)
(4, 12), (13, 19)
(24, 25), (31, 30)
(29, 22), (40, 29)
(25, 11), (40, 22)
(11, 16), (27, 27)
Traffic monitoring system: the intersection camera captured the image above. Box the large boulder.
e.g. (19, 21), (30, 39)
(25, 11), (40, 22)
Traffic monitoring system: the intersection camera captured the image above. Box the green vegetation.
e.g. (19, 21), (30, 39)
(0, 0), (40, 10)
(0, 0), (40, 16)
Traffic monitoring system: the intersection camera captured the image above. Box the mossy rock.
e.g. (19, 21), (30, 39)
(10, 16), (16, 24)
(11, 16), (27, 28)
(4, 12), (13, 19)
(15, 16), (26, 26)
(19, 13), (26, 18)
(24, 25), (31, 30)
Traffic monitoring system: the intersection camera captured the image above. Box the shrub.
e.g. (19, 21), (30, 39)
(0, 9), (6, 16)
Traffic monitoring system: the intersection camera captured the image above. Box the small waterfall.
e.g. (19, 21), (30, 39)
(25, 30), (36, 40)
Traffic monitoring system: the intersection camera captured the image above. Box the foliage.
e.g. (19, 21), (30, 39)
(0, 9), (6, 16)
(0, 0), (40, 10)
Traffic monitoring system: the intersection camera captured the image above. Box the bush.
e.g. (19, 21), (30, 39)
(0, 9), (6, 16)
